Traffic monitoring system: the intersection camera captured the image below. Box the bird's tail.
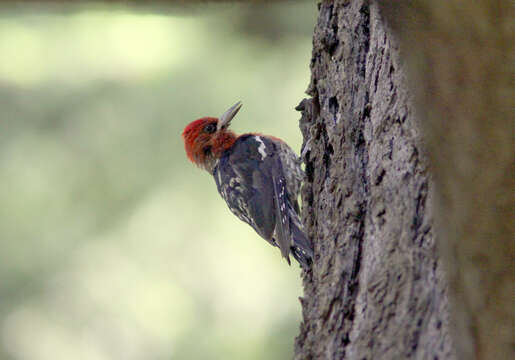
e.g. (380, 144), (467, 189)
(290, 219), (313, 269)
(272, 171), (313, 269)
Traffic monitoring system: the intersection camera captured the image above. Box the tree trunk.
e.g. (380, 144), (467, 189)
(381, 3), (514, 360)
(294, 1), (454, 359)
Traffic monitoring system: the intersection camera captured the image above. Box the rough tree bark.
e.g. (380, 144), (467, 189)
(295, 1), (513, 359)
(381, 3), (514, 360)
(294, 1), (454, 359)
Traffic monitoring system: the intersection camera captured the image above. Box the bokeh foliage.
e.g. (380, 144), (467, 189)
(0, 2), (315, 359)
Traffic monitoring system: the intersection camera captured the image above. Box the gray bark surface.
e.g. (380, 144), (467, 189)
(294, 1), (455, 359)
(381, 3), (514, 360)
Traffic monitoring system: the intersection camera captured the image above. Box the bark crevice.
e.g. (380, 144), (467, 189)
(294, 1), (455, 359)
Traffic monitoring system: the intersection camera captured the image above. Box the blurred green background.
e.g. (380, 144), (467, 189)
(0, 2), (315, 360)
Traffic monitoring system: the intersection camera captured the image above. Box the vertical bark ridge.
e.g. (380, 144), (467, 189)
(295, 1), (455, 359)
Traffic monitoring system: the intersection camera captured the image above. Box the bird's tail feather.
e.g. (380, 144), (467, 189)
(290, 219), (313, 269)
(272, 171), (313, 269)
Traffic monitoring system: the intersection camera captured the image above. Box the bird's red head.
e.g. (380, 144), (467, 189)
(182, 102), (242, 172)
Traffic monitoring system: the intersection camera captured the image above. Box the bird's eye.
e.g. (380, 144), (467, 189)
(204, 123), (216, 134)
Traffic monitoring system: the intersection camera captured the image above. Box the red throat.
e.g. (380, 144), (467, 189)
(212, 131), (237, 156)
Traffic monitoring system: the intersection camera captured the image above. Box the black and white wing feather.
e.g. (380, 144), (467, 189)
(213, 134), (312, 267)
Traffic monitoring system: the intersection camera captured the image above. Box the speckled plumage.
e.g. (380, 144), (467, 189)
(213, 134), (312, 267)
(182, 102), (313, 268)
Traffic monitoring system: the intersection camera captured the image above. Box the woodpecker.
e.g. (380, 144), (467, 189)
(182, 101), (313, 268)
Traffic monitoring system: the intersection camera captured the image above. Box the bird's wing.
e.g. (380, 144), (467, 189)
(214, 135), (277, 244)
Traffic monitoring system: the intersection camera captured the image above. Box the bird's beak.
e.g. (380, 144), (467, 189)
(218, 101), (242, 131)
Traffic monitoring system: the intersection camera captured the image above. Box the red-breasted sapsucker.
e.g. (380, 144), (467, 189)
(182, 102), (313, 268)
